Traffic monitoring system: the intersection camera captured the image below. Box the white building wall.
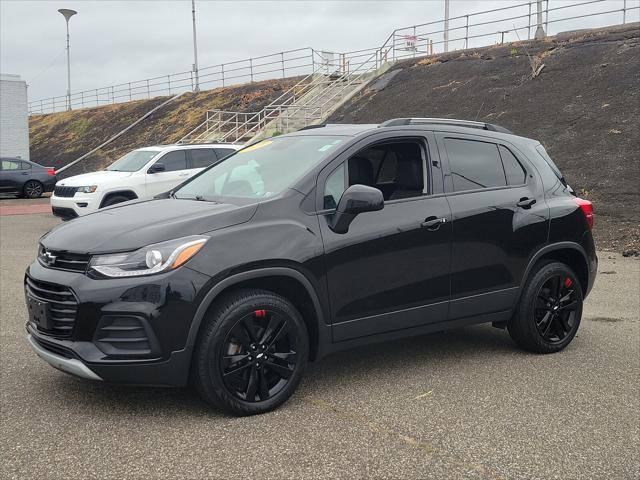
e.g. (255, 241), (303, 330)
(0, 73), (30, 160)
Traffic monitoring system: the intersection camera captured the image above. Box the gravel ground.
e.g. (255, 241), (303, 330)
(1, 213), (638, 480)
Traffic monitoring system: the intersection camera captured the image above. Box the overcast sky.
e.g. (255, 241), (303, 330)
(1, 0), (636, 103)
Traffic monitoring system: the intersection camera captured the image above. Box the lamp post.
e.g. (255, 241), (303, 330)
(534, 0), (546, 39)
(191, 0), (200, 92)
(443, 0), (450, 53)
(58, 8), (77, 111)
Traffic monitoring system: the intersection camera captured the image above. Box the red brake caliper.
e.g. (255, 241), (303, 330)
(564, 278), (573, 288)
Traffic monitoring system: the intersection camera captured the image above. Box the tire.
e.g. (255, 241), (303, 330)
(101, 195), (130, 207)
(508, 261), (583, 353)
(192, 289), (309, 416)
(23, 180), (43, 198)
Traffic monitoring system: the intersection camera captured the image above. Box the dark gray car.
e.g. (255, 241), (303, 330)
(0, 158), (57, 198)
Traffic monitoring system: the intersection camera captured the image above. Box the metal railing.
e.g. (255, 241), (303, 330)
(28, 0), (639, 115)
(178, 48), (380, 144)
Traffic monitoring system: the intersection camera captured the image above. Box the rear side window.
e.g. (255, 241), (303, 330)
(536, 145), (564, 181)
(157, 150), (187, 172)
(445, 138), (506, 192)
(21, 162), (32, 170)
(499, 146), (526, 185)
(214, 148), (236, 160)
(190, 149), (217, 169)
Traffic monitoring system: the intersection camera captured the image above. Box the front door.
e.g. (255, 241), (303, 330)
(317, 132), (452, 341)
(145, 150), (191, 196)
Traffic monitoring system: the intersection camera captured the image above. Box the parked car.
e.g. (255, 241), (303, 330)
(0, 157), (56, 198)
(50, 143), (242, 220)
(26, 118), (597, 416)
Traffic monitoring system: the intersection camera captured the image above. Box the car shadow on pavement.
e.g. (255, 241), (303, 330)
(47, 324), (520, 416)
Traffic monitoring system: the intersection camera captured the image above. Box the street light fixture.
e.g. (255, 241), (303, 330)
(58, 8), (77, 111)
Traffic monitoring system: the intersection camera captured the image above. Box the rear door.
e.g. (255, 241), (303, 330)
(317, 131), (452, 342)
(145, 150), (189, 196)
(436, 132), (549, 320)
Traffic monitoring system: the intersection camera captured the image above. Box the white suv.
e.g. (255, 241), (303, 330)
(51, 144), (242, 219)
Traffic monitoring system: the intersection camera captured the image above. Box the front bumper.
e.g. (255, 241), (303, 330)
(25, 260), (212, 386)
(28, 334), (102, 380)
(50, 193), (99, 218)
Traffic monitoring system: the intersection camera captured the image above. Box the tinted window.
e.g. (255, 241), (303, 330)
(214, 148), (236, 160)
(21, 162), (32, 170)
(1, 160), (20, 170)
(324, 163), (346, 209)
(190, 149), (217, 169)
(499, 146), (526, 185)
(445, 138), (506, 192)
(157, 150), (187, 172)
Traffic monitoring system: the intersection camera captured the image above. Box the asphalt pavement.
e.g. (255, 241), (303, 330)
(1, 212), (638, 480)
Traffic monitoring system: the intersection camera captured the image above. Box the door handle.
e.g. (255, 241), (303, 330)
(21, 172), (29, 175)
(420, 216), (446, 230)
(516, 197), (536, 208)
(178, 173), (190, 177)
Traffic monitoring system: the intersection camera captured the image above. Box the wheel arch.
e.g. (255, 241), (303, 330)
(99, 189), (138, 208)
(520, 242), (590, 298)
(185, 267), (329, 363)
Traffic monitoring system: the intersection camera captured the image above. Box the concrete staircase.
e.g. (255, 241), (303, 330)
(179, 50), (388, 145)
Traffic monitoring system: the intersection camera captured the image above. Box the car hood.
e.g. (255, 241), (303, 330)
(57, 170), (133, 186)
(41, 198), (258, 254)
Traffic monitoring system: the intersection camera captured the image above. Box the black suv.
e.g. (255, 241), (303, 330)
(25, 119), (597, 416)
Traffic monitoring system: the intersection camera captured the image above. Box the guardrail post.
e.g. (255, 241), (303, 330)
(535, 0), (546, 39)
(281, 52), (286, 78)
(623, 0), (627, 23)
(528, 1), (532, 40)
(544, 0), (549, 34)
(168, 75), (171, 94)
(95, 89), (98, 106)
(250, 58), (254, 83)
(221, 64), (225, 87)
(129, 82), (132, 101)
(311, 49), (315, 74)
(146, 80), (150, 98)
(81, 91), (84, 108)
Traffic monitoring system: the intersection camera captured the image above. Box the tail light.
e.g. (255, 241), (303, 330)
(46, 168), (56, 176)
(574, 198), (593, 230)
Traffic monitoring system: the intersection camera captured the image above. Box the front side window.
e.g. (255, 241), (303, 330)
(1, 160), (20, 170)
(324, 163), (346, 209)
(445, 138), (506, 192)
(176, 135), (345, 201)
(157, 150), (187, 172)
(107, 150), (160, 172)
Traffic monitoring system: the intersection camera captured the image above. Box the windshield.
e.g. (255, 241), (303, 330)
(175, 135), (345, 200)
(107, 150), (160, 172)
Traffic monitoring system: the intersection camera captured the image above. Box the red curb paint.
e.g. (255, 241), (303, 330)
(0, 204), (53, 216)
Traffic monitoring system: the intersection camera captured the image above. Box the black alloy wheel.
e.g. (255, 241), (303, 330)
(534, 274), (579, 343)
(508, 261), (583, 353)
(221, 309), (298, 402)
(24, 180), (43, 198)
(193, 289), (308, 416)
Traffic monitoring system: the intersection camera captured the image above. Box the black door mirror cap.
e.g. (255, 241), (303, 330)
(329, 184), (384, 234)
(148, 163), (166, 174)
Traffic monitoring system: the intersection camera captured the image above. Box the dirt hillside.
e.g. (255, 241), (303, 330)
(329, 24), (640, 254)
(29, 77), (299, 177)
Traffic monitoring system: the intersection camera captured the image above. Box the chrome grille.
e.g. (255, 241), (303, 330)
(38, 245), (90, 272)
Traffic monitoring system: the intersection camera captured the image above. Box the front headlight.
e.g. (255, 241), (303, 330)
(77, 185), (98, 193)
(88, 235), (209, 278)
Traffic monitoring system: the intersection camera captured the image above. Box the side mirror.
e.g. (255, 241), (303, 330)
(328, 184), (384, 234)
(148, 163), (166, 174)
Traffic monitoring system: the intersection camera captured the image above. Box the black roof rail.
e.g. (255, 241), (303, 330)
(378, 118), (512, 134)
